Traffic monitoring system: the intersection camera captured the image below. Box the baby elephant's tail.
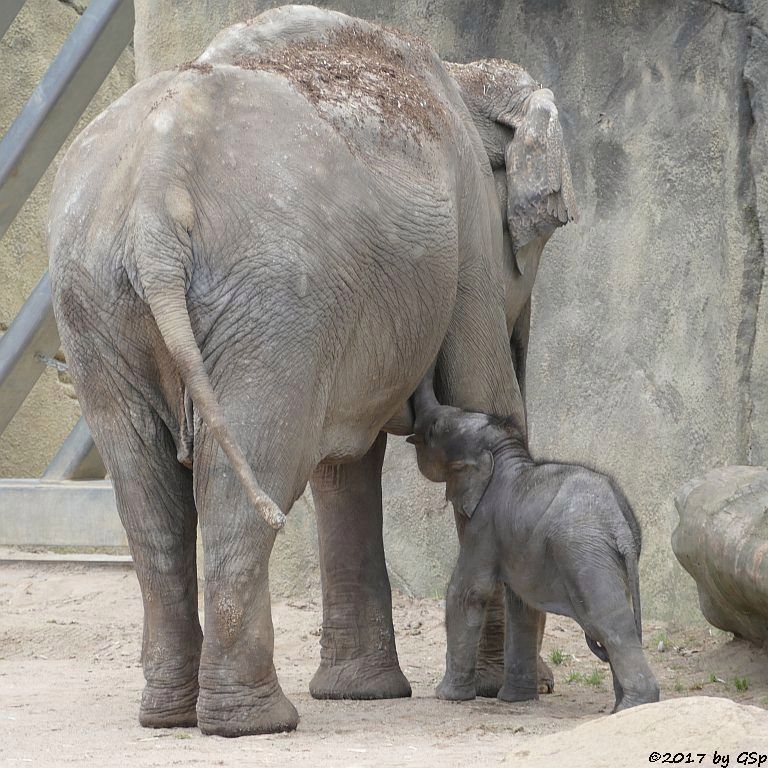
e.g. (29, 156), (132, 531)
(624, 549), (643, 644)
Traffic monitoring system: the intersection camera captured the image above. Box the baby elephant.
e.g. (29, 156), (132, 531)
(407, 370), (659, 712)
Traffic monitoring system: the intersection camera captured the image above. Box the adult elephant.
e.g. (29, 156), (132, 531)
(48, 5), (575, 736)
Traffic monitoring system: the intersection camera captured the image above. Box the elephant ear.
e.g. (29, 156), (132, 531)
(498, 88), (578, 260)
(445, 450), (494, 518)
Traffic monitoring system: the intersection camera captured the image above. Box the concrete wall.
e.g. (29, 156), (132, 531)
(0, 0), (135, 476)
(3, 0), (767, 622)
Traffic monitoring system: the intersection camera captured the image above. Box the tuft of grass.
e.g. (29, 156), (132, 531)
(549, 648), (567, 666)
(584, 668), (605, 687)
(734, 677), (749, 692)
(673, 681), (685, 693)
(690, 681), (703, 691)
(566, 672), (584, 684)
(653, 631), (671, 652)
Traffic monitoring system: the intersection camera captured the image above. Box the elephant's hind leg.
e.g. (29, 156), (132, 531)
(193, 426), (299, 736)
(87, 401), (202, 728)
(567, 571), (659, 712)
(309, 433), (411, 700)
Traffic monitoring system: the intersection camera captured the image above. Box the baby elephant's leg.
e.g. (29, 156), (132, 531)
(498, 587), (541, 702)
(436, 547), (496, 701)
(568, 571), (659, 712)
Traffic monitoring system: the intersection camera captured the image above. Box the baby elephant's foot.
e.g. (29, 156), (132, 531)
(498, 682), (539, 703)
(612, 682), (660, 713)
(435, 676), (476, 701)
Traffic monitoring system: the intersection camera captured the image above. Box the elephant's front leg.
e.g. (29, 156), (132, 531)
(497, 587), (541, 702)
(454, 513), (552, 696)
(309, 432), (411, 699)
(436, 548), (496, 701)
(474, 591), (553, 696)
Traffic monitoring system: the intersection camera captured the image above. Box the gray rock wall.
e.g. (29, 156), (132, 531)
(74, 0), (768, 620)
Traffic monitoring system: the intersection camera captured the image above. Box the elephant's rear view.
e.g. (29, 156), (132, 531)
(48, 4), (575, 736)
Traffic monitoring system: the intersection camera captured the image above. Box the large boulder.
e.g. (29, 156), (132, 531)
(673, 466), (768, 646)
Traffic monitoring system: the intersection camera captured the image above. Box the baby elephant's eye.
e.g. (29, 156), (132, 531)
(447, 460), (467, 471)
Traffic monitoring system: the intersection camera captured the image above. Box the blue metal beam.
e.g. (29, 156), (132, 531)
(0, 0), (134, 239)
(0, 272), (61, 435)
(44, 416), (106, 480)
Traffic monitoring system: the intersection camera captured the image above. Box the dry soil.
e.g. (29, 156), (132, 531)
(1, 559), (767, 766)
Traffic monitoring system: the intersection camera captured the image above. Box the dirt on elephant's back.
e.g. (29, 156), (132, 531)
(234, 24), (446, 142)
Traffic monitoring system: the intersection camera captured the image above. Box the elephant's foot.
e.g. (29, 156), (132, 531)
(139, 679), (199, 728)
(310, 657), (411, 700)
(435, 675), (476, 701)
(475, 655), (554, 697)
(612, 678), (661, 713)
(197, 681), (298, 737)
(537, 656), (555, 694)
(497, 682), (539, 703)
(474, 658), (504, 698)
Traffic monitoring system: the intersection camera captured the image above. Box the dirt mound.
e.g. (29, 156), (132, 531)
(509, 697), (768, 767)
(234, 24), (444, 141)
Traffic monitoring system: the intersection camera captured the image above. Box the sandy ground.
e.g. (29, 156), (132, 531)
(1, 560), (768, 767)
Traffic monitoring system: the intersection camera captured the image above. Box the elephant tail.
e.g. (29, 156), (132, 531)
(625, 548), (643, 644)
(135, 239), (286, 531)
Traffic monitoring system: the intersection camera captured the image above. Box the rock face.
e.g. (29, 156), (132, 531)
(508, 697), (768, 767)
(131, 1), (768, 617)
(673, 466), (768, 646)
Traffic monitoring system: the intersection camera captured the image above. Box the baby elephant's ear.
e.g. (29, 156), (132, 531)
(445, 450), (494, 518)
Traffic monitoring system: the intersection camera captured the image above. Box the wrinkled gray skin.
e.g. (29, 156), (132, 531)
(408, 372), (659, 712)
(47, 5), (575, 736)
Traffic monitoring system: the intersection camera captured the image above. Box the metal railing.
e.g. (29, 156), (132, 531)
(0, 0), (134, 549)
(0, 0), (134, 482)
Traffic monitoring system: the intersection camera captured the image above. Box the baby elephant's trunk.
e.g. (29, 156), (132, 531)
(412, 364), (441, 417)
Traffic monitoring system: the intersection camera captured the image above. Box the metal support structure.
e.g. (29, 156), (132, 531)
(0, 0), (134, 488)
(0, 0), (135, 239)
(0, 479), (125, 548)
(0, 272), (61, 435)
(44, 416), (106, 480)
(0, 0), (25, 40)
(0, 0), (131, 554)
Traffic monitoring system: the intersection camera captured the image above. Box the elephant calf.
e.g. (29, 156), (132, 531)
(407, 371), (659, 712)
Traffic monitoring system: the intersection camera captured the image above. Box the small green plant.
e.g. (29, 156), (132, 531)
(673, 681), (685, 693)
(549, 648), (567, 666)
(709, 673), (718, 684)
(653, 631), (671, 652)
(566, 671), (584, 684)
(584, 668), (605, 687)
(734, 677), (749, 692)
